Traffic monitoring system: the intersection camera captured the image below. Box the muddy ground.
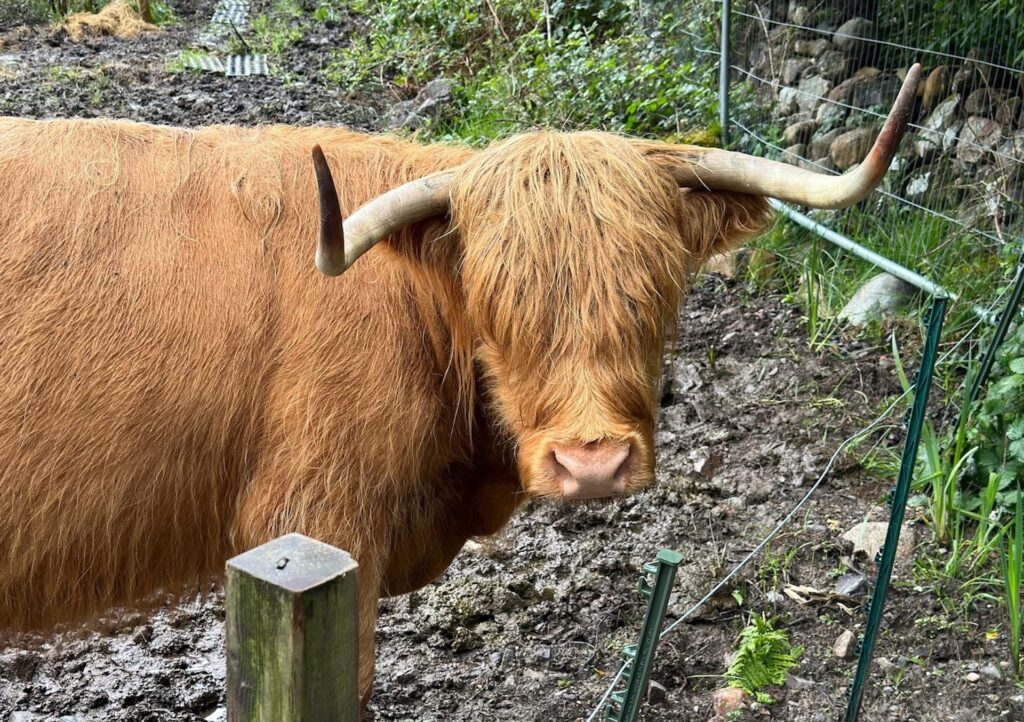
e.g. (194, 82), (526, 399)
(1, 2), (1022, 721)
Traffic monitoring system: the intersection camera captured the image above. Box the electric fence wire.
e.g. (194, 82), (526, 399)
(584, 281), (1014, 722)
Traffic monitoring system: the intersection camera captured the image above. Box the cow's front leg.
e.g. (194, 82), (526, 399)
(358, 568), (379, 711)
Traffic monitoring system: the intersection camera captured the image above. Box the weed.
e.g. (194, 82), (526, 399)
(1001, 493), (1023, 677)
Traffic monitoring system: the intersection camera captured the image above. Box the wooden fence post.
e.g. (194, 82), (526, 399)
(226, 533), (359, 722)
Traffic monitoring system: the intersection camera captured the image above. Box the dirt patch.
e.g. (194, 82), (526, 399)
(1, 3), (1022, 720)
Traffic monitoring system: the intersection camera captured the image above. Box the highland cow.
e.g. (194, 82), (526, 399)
(0, 66), (919, 698)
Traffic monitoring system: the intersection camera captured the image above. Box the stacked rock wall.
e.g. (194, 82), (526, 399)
(731, 1), (1023, 236)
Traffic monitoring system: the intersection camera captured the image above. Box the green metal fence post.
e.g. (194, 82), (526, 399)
(606, 549), (683, 722)
(969, 252), (1024, 406)
(844, 295), (948, 722)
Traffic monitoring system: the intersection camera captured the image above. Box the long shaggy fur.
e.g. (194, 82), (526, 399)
(0, 117), (769, 695)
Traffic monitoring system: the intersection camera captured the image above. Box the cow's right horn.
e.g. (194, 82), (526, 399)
(312, 145), (453, 277)
(666, 63), (922, 209)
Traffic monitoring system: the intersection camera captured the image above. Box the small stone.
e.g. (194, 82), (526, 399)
(904, 171), (931, 201)
(794, 38), (830, 57)
(833, 629), (858, 659)
(876, 656), (897, 672)
(966, 671), (982, 683)
(712, 687), (752, 717)
(788, 5), (813, 26)
(981, 663), (1002, 680)
(785, 674), (814, 690)
(648, 679), (668, 704)
(204, 709), (227, 722)
(835, 572), (869, 597)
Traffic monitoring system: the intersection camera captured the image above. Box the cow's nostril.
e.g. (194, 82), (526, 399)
(550, 440), (632, 500)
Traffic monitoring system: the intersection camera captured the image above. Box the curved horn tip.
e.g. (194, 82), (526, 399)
(311, 143), (347, 277)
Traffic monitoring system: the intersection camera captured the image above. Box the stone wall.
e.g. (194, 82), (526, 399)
(734, 2), (1023, 232)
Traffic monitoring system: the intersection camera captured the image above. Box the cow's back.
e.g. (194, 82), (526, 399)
(0, 118), (448, 629)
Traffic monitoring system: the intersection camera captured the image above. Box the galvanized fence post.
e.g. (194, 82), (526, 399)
(844, 295), (948, 722)
(226, 533), (360, 722)
(718, 0), (731, 147)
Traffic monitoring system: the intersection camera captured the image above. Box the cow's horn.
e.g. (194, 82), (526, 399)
(312, 145), (347, 276)
(312, 145), (453, 277)
(668, 63), (921, 209)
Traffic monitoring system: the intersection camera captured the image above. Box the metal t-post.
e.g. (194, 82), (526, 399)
(844, 295), (948, 721)
(719, 0), (731, 147)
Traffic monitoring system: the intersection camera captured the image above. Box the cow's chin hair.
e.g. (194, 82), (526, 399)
(514, 427), (656, 502)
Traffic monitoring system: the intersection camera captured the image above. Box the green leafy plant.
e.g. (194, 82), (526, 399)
(971, 324), (1024, 504)
(725, 614), (803, 704)
(327, 0), (716, 142)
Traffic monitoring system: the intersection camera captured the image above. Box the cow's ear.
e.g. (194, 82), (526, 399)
(676, 189), (773, 262)
(637, 141), (773, 262)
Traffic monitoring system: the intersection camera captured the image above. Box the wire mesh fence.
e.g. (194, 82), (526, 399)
(685, 0), (1024, 343)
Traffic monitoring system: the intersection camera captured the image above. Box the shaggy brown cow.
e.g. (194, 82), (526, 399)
(0, 66), (919, 698)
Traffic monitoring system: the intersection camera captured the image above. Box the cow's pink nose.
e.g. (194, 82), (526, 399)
(550, 441), (632, 500)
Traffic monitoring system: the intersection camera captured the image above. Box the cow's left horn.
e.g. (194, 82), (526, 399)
(667, 63), (921, 209)
(312, 145), (453, 277)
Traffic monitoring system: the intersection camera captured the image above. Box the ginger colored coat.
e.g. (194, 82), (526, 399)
(0, 117), (768, 696)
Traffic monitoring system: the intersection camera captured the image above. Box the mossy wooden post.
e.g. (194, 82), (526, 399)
(226, 533), (359, 722)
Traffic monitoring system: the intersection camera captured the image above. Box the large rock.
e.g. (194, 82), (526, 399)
(922, 65), (952, 111)
(796, 75), (832, 112)
(829, 70), (896, 107)
(781, 57), (811, 85)
(838, 273), (916, 325)
(832, 17), (875, 60)
(830, 127), (877, 170)
(996, 132), (1024, 170)
(809, 128), (842, 159)
(996, 96), (1022, 128)
(783, 119), (816, 145)
(783, 143), (807, 164)
(815, 100), (847, 126)
(964, 87), (1008, 116)
(958, 116), (1003, 163)
(815, 49), (849, 82)
(777, 86), (800, 116)
(914, 96), (960, 158)
(841, 520), (917, 560)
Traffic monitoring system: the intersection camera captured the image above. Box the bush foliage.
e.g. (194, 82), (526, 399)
(328, 0), (718, 143)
